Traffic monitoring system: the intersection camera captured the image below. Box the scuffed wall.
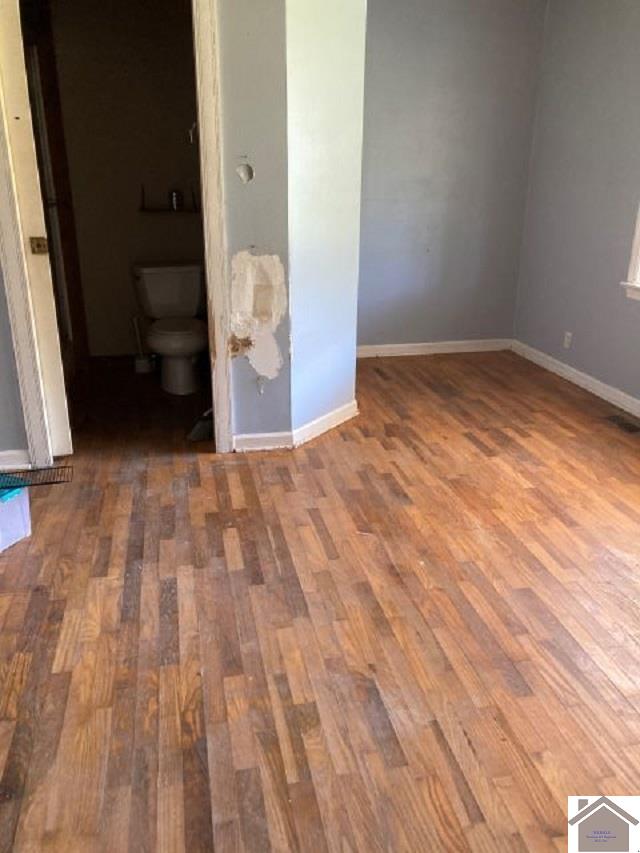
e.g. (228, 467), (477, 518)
(230, 251), (287, 380)
(218, 0), (291, 436)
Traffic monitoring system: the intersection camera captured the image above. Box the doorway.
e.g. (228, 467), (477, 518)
(22, 0), (213, 445)
(0, 0), (232, 465)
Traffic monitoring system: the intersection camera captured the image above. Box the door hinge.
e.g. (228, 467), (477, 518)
(29, 236), (49, 255)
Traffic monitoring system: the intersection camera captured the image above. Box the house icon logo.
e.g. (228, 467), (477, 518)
(568, 796), (640, 852)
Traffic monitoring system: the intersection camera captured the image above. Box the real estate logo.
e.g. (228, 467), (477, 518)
(568, 796), (640, 852)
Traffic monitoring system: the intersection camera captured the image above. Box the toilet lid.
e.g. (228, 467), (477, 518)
(149, 318), (207, 338)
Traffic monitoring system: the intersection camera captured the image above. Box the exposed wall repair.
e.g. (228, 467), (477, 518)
(230, 251), (287, 380)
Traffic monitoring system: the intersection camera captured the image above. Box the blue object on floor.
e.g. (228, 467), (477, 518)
(0, 476), (31, 553)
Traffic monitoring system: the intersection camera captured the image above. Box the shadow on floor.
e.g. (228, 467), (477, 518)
(67, 355), (215, 457)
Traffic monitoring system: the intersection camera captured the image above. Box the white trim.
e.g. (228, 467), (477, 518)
(233, 339), (640, 453)
(233, 399), (359, 452)
(192, 0), (233, 453)
(292, 399), (358, 446)
(0, 72), (52, 467)
(622, 202), (640, 294)
(622, 281), (640, 301)
(357, 337), (640, 418)
(0, 449), (30, 471)
(357, 339), (513, 358)
(512, 341), (640, 419)
(0, 3), (71, 461)
(233, 431), (292, 452)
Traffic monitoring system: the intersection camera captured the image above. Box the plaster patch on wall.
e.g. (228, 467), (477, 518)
(230, 251), (287, 379)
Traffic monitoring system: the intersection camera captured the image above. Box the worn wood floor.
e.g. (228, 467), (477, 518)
(1, 352), (640, 852)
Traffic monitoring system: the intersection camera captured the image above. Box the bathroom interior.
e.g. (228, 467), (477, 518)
(20, 0), (212, 447)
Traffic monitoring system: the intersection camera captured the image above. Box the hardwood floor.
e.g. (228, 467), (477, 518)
(1, 351), (640, 851)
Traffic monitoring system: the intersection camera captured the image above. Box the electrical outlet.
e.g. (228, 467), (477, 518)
(563, 331), (573, 349)
(29, 236), (48, 255)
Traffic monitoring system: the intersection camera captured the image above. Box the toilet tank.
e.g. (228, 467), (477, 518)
(134, 264), (203, 318)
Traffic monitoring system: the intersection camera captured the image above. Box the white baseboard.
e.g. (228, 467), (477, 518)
(359, 336), (640, 418)
(233, 400), (358, 453)
(512, 341), (640, 419)
(232, 431), (292, 452)
(0, 449), (30, 471)
(357, 338), (513, 358)
(234, 340), (640, 453)
(292, 399), (358, 446)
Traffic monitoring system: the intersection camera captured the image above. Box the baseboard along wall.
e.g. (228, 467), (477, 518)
(233, 400), (359, 452)
(233, 339), (640, 450)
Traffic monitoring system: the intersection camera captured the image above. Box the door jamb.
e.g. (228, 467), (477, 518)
(192, 0), (233, 452)
(0, 80), (53, 468)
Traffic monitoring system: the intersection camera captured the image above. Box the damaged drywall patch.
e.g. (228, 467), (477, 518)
(228, 333), (253, 357)
(230, 251), (287, 380)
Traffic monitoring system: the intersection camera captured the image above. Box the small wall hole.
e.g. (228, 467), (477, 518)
(235, 163), (255, 184)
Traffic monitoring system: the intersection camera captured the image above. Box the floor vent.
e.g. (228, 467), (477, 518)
(605, 414), (640, 433)
(0, 466), (73, 492)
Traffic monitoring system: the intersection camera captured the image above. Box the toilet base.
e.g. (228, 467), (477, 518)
(161, 355), (199, 395)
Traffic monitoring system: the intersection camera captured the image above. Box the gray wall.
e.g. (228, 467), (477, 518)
(515, 0), (640, 398)
(358, 0), (547, 346)
(0, 270), (27, 451)
(218, 0), (291, 435)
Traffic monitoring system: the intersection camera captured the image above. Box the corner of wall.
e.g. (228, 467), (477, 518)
(512, 0), (552, 341)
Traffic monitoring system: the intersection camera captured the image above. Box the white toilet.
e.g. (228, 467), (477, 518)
(134, 264), (208, 395)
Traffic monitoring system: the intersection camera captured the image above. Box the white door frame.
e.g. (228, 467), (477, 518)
(0, 0), (67, 468)
(0, 82), (52, 467)
(0, 0), (233, 462)
(192, 0), (232, 452)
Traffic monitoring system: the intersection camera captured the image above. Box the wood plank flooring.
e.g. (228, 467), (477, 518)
(1, 351), (640, 851)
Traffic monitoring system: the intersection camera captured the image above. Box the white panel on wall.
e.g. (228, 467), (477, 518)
(287, 0), (367, 430)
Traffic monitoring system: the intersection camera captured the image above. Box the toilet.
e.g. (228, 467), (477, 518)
(134, 264), (208, 395)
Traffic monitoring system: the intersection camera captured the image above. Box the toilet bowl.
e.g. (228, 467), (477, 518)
(134, 264), (207, 395)
(147, 317), (208, 395)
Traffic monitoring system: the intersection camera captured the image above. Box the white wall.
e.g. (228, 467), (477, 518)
(515, 0), (640, 399)
(287, 0), (367, 429)
(358, 0), (547, 346)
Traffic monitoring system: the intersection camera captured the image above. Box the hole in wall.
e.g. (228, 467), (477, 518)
(235, 163), (255, 184)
